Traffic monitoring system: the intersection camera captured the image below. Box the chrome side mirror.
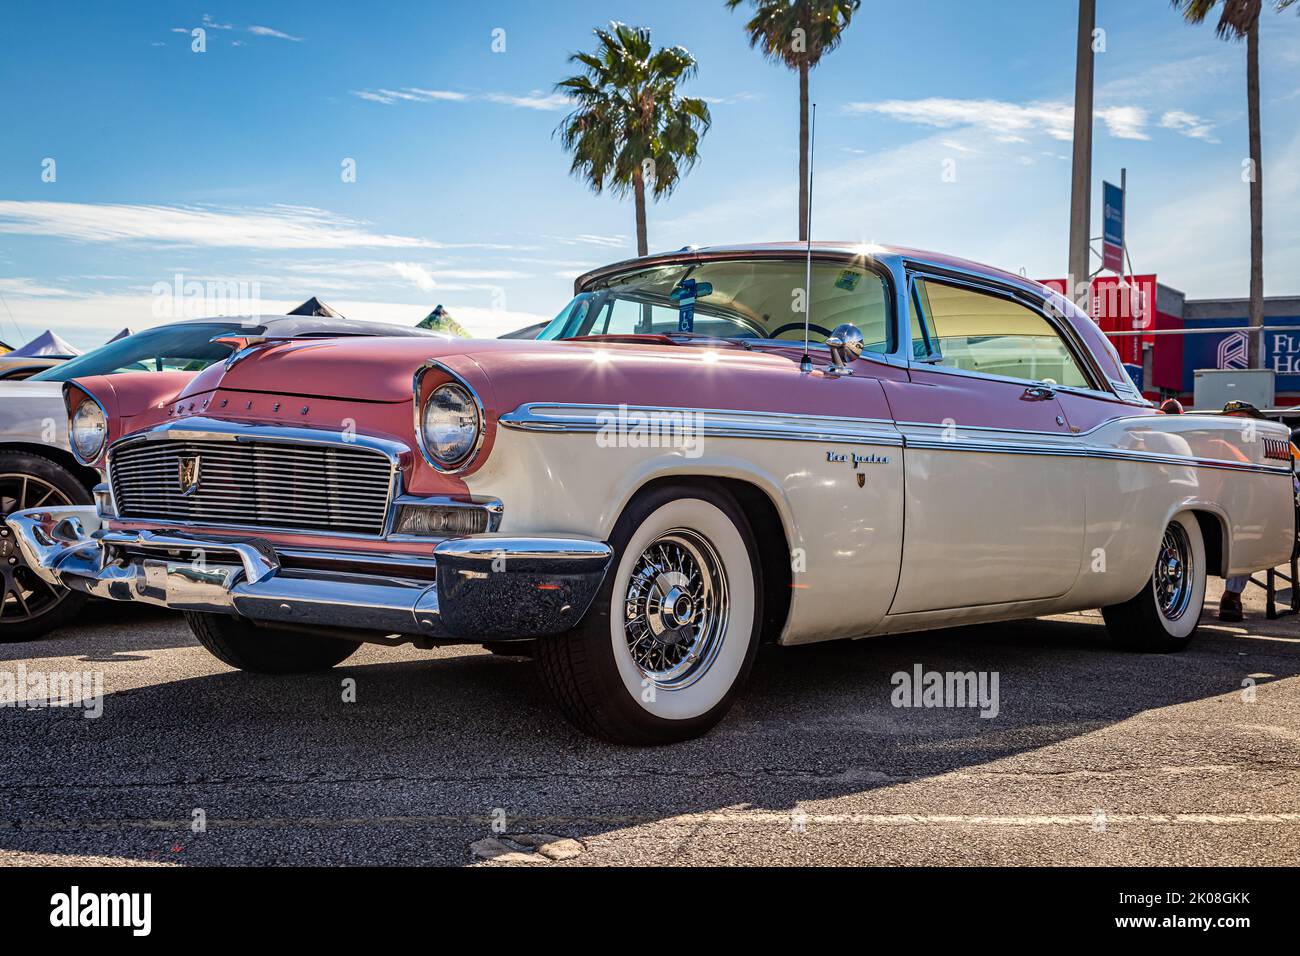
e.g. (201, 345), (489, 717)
(825, 323), (864, 377)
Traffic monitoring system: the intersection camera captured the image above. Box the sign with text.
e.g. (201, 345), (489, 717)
(1102, 180), (1125, 274)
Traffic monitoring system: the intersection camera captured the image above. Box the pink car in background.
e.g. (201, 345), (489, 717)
(8, 243), (1294, 743)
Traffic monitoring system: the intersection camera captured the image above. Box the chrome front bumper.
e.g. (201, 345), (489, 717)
(5, 506), (612, 642)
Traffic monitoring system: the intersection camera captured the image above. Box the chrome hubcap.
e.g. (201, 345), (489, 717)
(1154, 522), (1194, 621)
(624, 529), (729, 687)
(0, 473), (73, 623)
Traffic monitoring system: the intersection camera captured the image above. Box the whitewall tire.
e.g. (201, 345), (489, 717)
(1102, 511), (1207, 651)
(535, 484), (762, 744)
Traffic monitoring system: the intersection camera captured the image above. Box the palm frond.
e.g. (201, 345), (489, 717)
(553, 21), (711, 203)
(726, 0), (862, 70)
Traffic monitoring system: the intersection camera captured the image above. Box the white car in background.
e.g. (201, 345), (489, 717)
(0, 315), (447, 641)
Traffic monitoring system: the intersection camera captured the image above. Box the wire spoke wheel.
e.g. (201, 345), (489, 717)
(1153, 521), (1194, 622)
(0, 473), (74, 623)
(623, 528), (729, 688)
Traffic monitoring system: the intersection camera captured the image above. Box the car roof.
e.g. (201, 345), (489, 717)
(575, 242), (1041, 296)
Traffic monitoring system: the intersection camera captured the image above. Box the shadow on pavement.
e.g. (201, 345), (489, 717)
(1, 607), (1296, 865)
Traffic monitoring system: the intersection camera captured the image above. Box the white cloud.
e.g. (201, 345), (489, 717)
(844, 97), (1151, 141)
(0, 294), (550, 349)
(406, 87), (469, 101)
(390, 261), (437, 292)
(248, 25), (302, 42)
(201, 14), (233, 30)
(698, 92), (760, 106)
(483, 91), (573, 111)
(1097, 106), (1149, 141)
(0, 278), (79, 297)
(1160, 110), (1220, 142)
(544, 233), (629, 249)
(352, 87), (469, 105)
(0, 201), (440, 250)
(352, 88), (569, 111)
(353, 91), (397, 104)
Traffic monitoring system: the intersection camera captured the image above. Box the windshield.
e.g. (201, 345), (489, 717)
(28, 322), (242, 382)
(539, 257), (893, 351)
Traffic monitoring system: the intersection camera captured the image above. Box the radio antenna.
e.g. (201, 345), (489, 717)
(799, 103), (817, 374)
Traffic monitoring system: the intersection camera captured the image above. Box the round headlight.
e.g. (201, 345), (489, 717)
(421, 383), (481, 468)
(71, 399), (107, 461)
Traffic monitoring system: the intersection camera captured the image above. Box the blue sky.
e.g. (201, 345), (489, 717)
(2, 0), (1299, 349)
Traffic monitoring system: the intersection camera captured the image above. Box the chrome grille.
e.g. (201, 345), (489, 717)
(109, 439), (395, 536)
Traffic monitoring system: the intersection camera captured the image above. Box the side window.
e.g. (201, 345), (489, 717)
(595, 298), (680, 335)
(910, 278), (1090, 388)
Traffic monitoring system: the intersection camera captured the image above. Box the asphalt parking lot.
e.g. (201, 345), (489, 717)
(2, 575), (1297, 867)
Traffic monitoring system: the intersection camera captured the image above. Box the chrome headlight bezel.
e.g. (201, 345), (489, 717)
(414, 363), (485, 473)
(70, 396), (108, 463)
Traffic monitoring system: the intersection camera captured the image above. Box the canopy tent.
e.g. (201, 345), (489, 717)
(105, 328), (132, 344)
(287, 297), (344, 318)
(417, 304), (469, 338)
(7, 329), (81, 357)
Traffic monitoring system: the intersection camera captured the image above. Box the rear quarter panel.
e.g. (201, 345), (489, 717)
(1060, 398), (1294, 606)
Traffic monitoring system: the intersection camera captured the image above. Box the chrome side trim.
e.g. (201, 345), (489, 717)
(903, 435), (1292, 475)
(501, 402), (1288, 475)
(500, 403), (905, 446)
(412, 359), (486, 474)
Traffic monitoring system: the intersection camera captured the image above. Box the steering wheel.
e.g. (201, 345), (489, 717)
(769, 321), (833, 340)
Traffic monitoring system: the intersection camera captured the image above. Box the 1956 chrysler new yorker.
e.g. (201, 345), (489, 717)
(7, 244), (1295, 743)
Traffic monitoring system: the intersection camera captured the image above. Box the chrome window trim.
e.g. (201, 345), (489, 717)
(412, 359), (487, 474)
(106, 418), (404, 542)
(500, 402), (904, 447)
(901, 260), (1114, 396)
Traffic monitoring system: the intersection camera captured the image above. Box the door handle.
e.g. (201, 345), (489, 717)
(1023, 384), (1056, 400)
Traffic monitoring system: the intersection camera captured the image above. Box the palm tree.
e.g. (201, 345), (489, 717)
(555, 22), (711, 257)
(1173, 0), (1298, 368)
(726, 0), (861, 240)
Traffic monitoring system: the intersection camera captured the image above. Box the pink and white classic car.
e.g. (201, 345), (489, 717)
(8, 244), (1296, 743)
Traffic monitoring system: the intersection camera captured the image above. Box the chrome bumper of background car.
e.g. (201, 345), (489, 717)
(4, 506), (612, 642)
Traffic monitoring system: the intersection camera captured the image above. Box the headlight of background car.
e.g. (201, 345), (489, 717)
(421, 383), (481, 467)
(71, 399), (107, 461)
